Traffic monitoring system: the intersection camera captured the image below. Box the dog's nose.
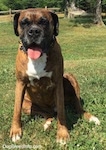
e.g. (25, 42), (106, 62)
(28, 27), (41, 37)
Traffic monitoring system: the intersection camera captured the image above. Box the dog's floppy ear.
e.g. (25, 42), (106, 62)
(50, 12), (59, 36)
(14, 12), (20, 36)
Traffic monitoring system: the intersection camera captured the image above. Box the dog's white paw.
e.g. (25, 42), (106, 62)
(89, 116), (100, 125)
(10, 127), (22, 142)
(44, 120), (52, 131)
(56, 138), (67, 145)
(12, 134), (21, 142)
(56, 126), (70, 145)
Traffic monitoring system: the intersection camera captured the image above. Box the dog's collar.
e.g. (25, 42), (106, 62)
(19, 36), (56, 53)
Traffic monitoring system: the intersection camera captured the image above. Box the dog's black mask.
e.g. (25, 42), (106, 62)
(14, 9), (59, 52)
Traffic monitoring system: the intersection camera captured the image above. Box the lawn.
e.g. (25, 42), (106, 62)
(0, 17), (106, 150)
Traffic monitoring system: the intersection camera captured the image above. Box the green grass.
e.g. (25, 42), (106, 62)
(0, 18), (106, 150)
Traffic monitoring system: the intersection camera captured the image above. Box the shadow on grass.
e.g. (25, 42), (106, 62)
(65, 98), (85, 130)
(21, 98), (85, 132)
(69, 15), (96, 28)
(69, 15), (106, 28)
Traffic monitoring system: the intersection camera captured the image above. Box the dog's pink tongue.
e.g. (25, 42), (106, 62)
(28, 48), (42, 60)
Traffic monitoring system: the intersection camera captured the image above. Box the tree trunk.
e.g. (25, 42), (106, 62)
(70, 0), (76, 10)
(65, 0), (77, 19)
(68, 0), (76, 19)
(94, 0), (105, 26)
(64, 0), (70, 17)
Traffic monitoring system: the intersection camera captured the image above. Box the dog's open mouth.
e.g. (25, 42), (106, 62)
(27, 46), (42, 60)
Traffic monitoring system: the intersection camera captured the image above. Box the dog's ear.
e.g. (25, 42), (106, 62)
(14, 12), (20, 36)
(50, 12), (59, 36)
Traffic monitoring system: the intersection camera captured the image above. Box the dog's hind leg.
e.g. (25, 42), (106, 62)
(22, 99), (32, 115)
(63, 73), (100, 125)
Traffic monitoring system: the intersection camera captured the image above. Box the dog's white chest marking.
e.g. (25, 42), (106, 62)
(26, 53), (52, 84)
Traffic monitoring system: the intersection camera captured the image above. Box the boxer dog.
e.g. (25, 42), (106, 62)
(10, 8), (100, 144)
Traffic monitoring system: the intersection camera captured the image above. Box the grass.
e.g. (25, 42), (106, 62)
(0, 17), (106, 150)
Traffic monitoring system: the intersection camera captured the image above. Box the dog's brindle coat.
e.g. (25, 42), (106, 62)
(10, 9), (100, 144)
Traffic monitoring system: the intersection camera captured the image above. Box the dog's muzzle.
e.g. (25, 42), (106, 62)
(20, 25), (44, 50)
(28, 26), (42, 38)
(27, 25), (44, 45)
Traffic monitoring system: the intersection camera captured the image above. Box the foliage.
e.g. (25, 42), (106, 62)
(0, 0), (106, 12)
(0, 0), (64, 10)
(102, 0), (106, 12)
(0, 0), (8, 10)
(76, 0), (96, 12)
(70, 0), (106, 12)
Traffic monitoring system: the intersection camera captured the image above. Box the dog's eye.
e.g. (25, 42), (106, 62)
(20, 18), (31, 26)
(38, 17), (49, 26)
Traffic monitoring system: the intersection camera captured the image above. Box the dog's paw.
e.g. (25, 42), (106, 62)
(10, 127), (22, 142)
(83, 112), (100, 125)
(89, 115), (100, 125)
(56, 126), (70, 145)
(44, 120), (52, 131)
(43, 118), (53, 131)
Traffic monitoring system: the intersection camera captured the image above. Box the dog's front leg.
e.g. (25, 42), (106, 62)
(56, 79), (70, 145)
(10, 80), (26, 142)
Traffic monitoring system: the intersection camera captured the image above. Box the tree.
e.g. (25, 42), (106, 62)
(94, 0), (105, 26)
(0, 0), (8, 10)
(70, 0), (76, 10)
(3, 0), (64, 10)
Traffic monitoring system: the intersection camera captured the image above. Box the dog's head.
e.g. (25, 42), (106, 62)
(14, 8), (59, 58)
